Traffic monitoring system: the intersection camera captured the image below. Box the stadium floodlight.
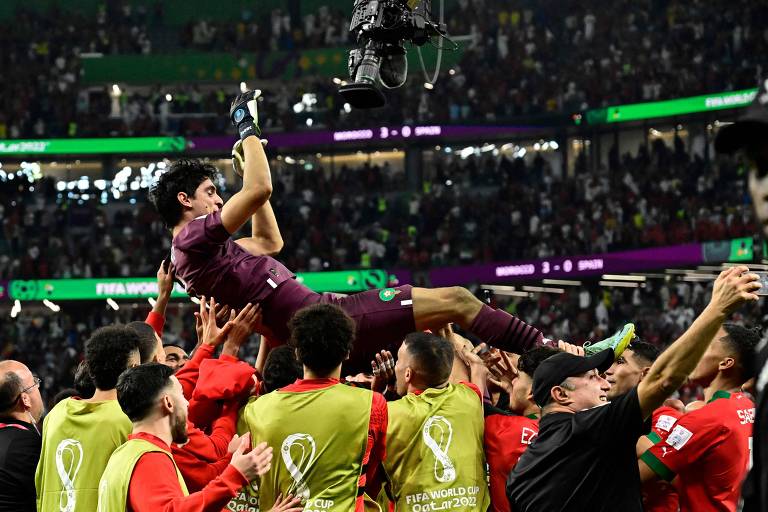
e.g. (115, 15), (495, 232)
(601, 274), (646, 282)
(542, 279), (582, 286)
(42, 299), (61, 312)
(10, 300), (21, 318)
(522, 286), (565, 294)
(599, 281), (640, 288)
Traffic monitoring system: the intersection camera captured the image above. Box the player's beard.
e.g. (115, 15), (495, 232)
(171, 409), (188, 444)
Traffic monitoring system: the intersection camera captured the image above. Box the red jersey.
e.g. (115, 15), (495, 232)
(484, 413), (539, 512)
(643, 406), (683, 512)
(641, 391), (755, 512)
(649, 405), (684, 441)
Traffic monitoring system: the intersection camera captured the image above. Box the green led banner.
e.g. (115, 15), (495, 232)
(586, 88), (758, 125)
(0, 137), (187, 155)
(8, 270), (391, 301)
(701, 237), (754, 263)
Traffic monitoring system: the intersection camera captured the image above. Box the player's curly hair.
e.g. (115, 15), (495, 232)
(85, 325), (140, 391)
(722, 323), (761, 380)
(289, 304), (355, 375)
(148, 159), (219, 228)
(263, 345), (303, 392)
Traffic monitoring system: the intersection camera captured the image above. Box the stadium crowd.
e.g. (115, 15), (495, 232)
(0, 139), (755, 280)
(1, 0), (766, 137)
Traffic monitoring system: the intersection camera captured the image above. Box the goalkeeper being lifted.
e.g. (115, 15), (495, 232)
(149, 90), (633, 369)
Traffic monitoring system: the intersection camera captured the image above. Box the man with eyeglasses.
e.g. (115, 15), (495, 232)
(715, 78), (768, 512)
(0, 360), (44, 512)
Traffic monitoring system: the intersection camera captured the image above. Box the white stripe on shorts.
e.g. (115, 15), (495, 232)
(267, 278), (277, 289)
(400, 299), (413, 306)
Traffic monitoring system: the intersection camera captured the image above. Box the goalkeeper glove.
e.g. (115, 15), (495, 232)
(230, 90), (261, 141)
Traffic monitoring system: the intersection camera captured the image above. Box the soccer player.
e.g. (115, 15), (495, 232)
(604, 340), (680, 512)
(149, 90), (631, 370)
(484, 346), (559, 512)
(0, 360), (44, 512)
(97, 363), (275, 511)
(381, 332), (489, 511)
(163, 344), (189, 372)
(714, 77), (768, 512)
(639, 324), (759, 512)
(239, 303), (387, 511)
(506, 267), (759, 512)
(35, 326), (141, 512)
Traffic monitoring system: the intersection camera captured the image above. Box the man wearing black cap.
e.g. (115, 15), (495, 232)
(715, 79), (768, 512)
(506, 266), (760, 512)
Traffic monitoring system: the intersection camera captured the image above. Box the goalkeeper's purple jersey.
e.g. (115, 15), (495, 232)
(171, 210), (296, 308)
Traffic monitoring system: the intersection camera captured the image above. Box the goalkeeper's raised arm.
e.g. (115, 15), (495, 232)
(220, 91), (273, 237)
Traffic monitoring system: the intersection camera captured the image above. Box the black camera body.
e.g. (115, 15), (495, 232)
(339, 0), (446, 109)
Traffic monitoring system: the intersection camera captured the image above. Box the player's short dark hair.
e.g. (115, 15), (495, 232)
(263, 345), (303, 392)
(53, 388), (80, 404)
(518, 346), (561, 377)
(163, 343), (187, 352)
(403, 332), (454, 388)
(148, 158), (219, 228)
(74, 361), (96, 398)
(289, 304), (355, 375)
(116, 363), (175, 422)
(0, 371), (23, 413)
(627, 340), (660, 367)
(721, 323), (760, 380)
(85, 325), (141, 391)
(127, 321), (159, 364)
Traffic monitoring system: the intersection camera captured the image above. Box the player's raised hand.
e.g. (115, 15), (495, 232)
(156, 259), (175, 299)
(230, 90), (262, 141)
(707, 265), (761, 315)
(230, 433), (273, 481)
(269, 494), (304, 512)
(222, 303), (263, 353)
(200, 296), (233, 347)
(371, 350), (395, 393)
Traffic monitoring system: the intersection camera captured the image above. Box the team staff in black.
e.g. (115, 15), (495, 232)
(0, 360), (44, 512)
(507, 267), (759, 512)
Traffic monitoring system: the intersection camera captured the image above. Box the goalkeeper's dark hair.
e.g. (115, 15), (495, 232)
(721, 323), (761, 380)
(149, 159), (219, 228)
(289, 304), (355, 375)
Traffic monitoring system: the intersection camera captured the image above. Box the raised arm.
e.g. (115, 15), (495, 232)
(636, 266), (759, 419)
(231, 138), (284, 256)
(220, 92), (273, 235)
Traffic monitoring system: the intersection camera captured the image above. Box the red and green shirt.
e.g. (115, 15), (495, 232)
(484, 413), (539, 512)
(641, 391), (755, 512)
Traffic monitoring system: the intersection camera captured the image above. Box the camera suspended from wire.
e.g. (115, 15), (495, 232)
(339, 0), (451, 109)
